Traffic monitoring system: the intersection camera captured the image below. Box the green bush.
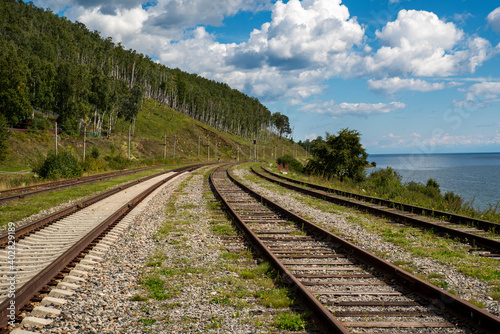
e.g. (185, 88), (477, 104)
(82, 157), (107, 172)
(90, 146), (100, 159)
(36, 150), (83, 179)
(276, 154), (303, 173)
(27, 118), (51, 132)
(104, 155), (131, 170)
(365, 167), (402, 197)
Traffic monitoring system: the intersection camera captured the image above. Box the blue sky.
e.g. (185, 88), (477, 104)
(32, 0), (500, 154)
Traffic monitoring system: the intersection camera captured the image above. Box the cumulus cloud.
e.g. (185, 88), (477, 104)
(301, 100), (406, 117)
(365, 10), (494, 77)
(367, 77), (461, 94)
(67, 6), (149, 44)
(487, 7), (500, 33)
(233, 0), (364, 71)
(144, 0), (271, 35)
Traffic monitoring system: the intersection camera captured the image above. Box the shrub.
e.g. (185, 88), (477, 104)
(104, 155), (131, 170)
(366, 167), (402, 196)
(276, 154), (304, 173)
(27, 118), (51, 132)
(81, 156), (107, 172)
(90, 146), (100, 159)
(36, 150), (83, 180)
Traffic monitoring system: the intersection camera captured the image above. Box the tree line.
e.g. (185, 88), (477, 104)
(0, 0), (291, 148)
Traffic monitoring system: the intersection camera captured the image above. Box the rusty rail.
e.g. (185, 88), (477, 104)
(209, 164), (500, 333)
(0, 164), (205, 248)
(0, 163), (204, 329)
(253, 166), (500, 253)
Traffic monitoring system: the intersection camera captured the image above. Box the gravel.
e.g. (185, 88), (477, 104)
(39, 167), (309, 333)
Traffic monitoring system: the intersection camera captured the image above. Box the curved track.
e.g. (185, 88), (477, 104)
(210, 165), (500, 333)
(253, 166), (500, 257)
(0, 164), (204, 329)
(0, 165), (173, 205)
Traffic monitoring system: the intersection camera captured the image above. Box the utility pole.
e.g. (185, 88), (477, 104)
(127, 123), (131, 160)
(55, 122), (58, 155)
(254, 139), (257, 162)
(215, 141), (218, 161)
(83, 124), (87, 162)
(237, 148), (239, 162)
(198, 136), (200, 160)
(173, 134), (176, 160)
(207, 138), (210, 161)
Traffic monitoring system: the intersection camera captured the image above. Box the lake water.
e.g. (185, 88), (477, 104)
(367, 153), (500, 211)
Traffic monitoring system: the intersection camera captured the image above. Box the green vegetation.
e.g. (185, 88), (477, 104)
(305, 128), (368, 182)
(276, 154), (304, 173)
(33, 150), (82, 179)
(274, 312), (308, 331)
(0, 114), (8, 163)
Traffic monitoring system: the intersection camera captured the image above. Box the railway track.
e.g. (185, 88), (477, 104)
(252, 166), (500, 257)
(210, 165), (500, 333)
(0, 165), (170, 205)
(0, 163), (205, 330)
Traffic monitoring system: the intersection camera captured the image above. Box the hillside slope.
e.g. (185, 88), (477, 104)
(1, 99), (304, 171)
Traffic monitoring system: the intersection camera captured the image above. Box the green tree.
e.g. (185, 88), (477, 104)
(0, 40), (32, 124)
(271, 112), (291, 138)
(305, 128), (368, 182)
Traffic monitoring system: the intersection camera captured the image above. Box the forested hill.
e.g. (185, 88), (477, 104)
(0, 0), (276, 138)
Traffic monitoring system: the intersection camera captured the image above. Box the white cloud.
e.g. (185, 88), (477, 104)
(236, 0), (364, 70)
(365, 10), (494, 77)
(367, 77), (462, 94)
(454, 81), (500, 108)
(301, 100), (406, 117)
(368, 78), (442, 93)
(68, 6), (148, 44)
(487, 7), (500, 33)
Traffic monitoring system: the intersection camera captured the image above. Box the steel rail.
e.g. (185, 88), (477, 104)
(253, 166), (500, 253)
(259, 166), (500, 233)
(210, 164), (500, 333)
(209, 165), (349, 334)
(0, 163), (204, 329)
(0, 165), (178, 205)
(0, 164), (206, 248)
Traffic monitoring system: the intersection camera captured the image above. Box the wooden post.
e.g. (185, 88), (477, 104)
(83, 125), (87, 162)
(164, 133), (167, 159)
(198, 136), (200, 160)
(207, 138), (210, 161)
(55, 122), (58, 155)
(173, 134), (176, 160)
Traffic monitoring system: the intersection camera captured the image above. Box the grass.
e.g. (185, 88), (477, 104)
(256, 288), (292, 308)
(139, 318), (157, 326)
(274, 312), (308, 331)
